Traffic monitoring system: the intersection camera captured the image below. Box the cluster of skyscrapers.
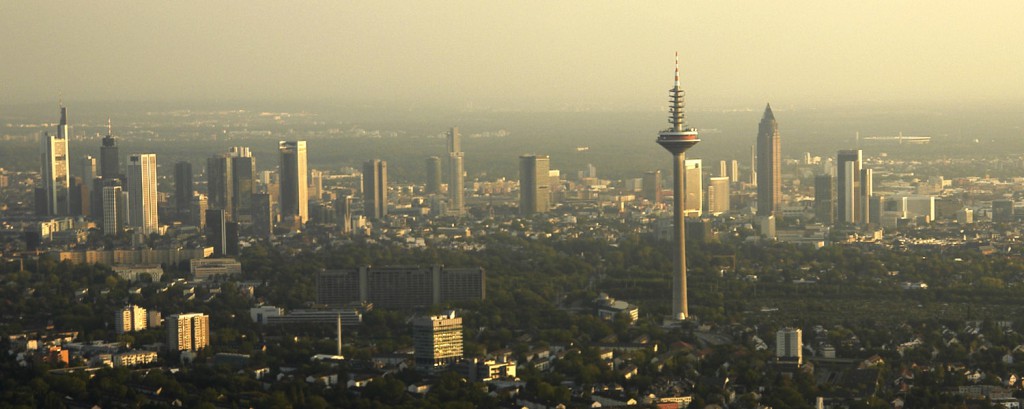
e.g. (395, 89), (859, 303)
(38, 106), (163, 238)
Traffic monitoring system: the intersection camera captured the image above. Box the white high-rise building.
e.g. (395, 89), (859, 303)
(684, 159), (702, 218)
(776, 327), (803, 365)
(167, 313), (210, 352)
(413, 310), (463, 373)
(447, 127), (465, 215)
(127, 154), (159, 234)
(115, 304), (148, 334)
(41, 105), (71, 216)
(708, 176), (730, 215)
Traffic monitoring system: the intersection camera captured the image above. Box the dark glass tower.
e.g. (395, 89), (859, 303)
(756, 103), (781, 217)
(100, 119), (120, 181)
(278, 141), (308, 224)
(425, 156), (442, 194)
(174, 161), (193, 222)
(363, 159), (387, 220)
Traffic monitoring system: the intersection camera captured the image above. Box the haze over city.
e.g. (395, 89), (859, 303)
(4, 2), (1024, 110)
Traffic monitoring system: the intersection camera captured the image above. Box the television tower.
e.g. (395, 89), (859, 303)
(656, 52), (700, 321)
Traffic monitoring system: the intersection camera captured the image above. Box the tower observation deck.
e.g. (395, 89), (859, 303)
(656, 52), (700, 321)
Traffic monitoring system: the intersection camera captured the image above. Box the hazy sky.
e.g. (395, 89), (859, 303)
(3, 2), (1022, 110)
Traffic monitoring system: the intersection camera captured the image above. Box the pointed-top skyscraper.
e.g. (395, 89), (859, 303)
(656, 53), (700, 321)
(41, 103), (71, 216)
(756, 103), (781, 217)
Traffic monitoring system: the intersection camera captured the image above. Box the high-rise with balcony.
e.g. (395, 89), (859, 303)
(413, 311), (463, 373)
(115, 305), (148, 334)
(168, 313), (210, 352)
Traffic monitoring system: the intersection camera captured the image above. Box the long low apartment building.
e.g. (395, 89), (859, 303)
(317, 265), (485, 309)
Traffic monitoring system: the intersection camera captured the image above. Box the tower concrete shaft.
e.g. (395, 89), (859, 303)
(656, 52), (700, 321)
(671, 151), (688, 320)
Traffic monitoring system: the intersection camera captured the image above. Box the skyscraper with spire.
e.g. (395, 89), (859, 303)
(100, 119), (120, 181)
(656, 53), (701, 322)
(41, 104), (71, 216)
(756, 103), (781, 217)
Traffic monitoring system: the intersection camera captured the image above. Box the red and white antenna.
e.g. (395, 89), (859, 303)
(674, 51), (680, 89)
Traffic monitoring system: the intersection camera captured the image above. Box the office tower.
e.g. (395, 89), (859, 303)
(225, 222), (240, 256)
(191, 194), (208, 229)
(730, 160), (739, 183)
(836, 150), (863, 224)
(81, 155), (97, 183)
(90, 178), (105, 219)
(69, 177), (86, 216)
(206, 155), (233, 220)
(750, 145), (757, 186)
(115, 304), (148, 334)
(278, 141), (308, 223)
(100, 119), (120, 181)
(814, 174), (835, 224)
(127, 154), (159, 235)
(684, 159), (702, 218)
(40, 105), (71, 216)
(206, 209), (230, 257)
(174, 161), (193, 222)
(861, 168), (873, 224)
(519, 155), (551, 215)
(253, 193), (274, 238)
(708, 177), (730, 214)
(718, 160), (727, 178)
(318, 266), (485, 308)
(993, 199), (1014, 222)
(642, 170), (662, 203)
(776, 327), (803, 365)
(756, 104), (782, 217)
(309, 169), (323, 202)
(448, 127), (465, 215)
(363, 159), (388, 220)
(957, 208), (973, 224)
(425, 156), (442, 194)
(80, 156), (96, 217)
(167, 313), (210, 352)
(102, 185), (126, 235)
(413, 311), (463, 373)
(335, 196), (352, 234)
(869, 195), (884, 226)
(655, 53), (701, 321)
(229, 148), (255, 221)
